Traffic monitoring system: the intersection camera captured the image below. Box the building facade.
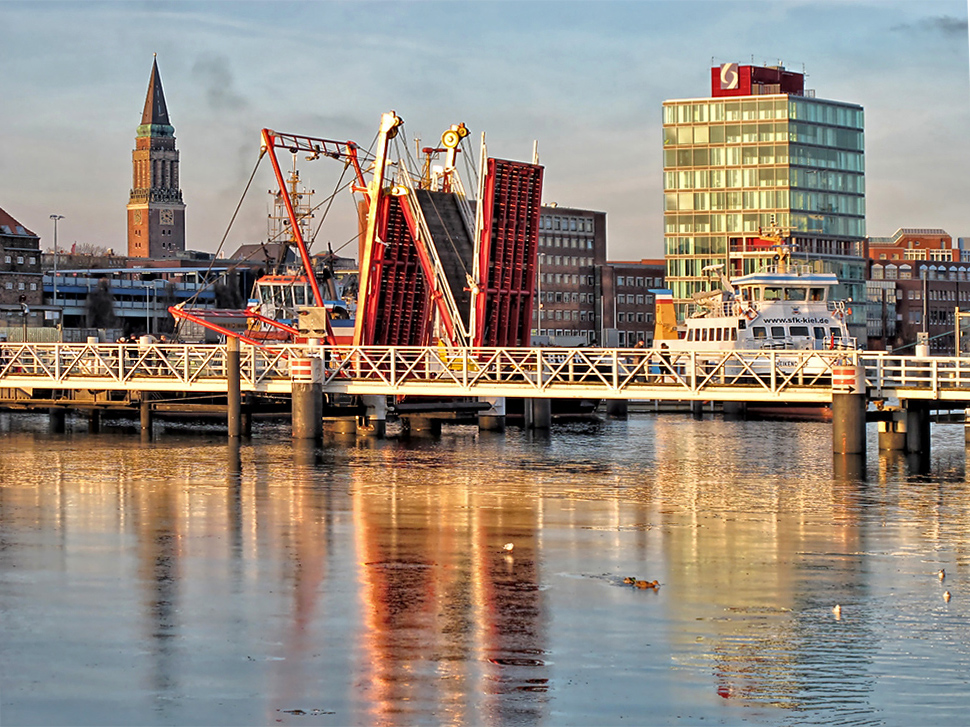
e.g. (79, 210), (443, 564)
(0, 207), (44, 332)
(662, 63), (867, 335)
(600, 260), (665, 347)
(127, 57), (186, 259)
(868, 228), (964, 264)
(533, 205), (606, 345)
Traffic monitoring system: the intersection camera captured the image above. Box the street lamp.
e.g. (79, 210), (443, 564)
(49, 214), (64, 306)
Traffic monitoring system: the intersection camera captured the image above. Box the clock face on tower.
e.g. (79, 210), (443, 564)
(160, 209), (174, 226)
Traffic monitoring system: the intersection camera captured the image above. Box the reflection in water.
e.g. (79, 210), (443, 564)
(1, 414), (969, 725)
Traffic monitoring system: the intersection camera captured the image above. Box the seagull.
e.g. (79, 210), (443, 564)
(944, 591), (952, 603)
(503, 543), (514, 552)
(832, 604), (842, 619)
(939, 569), (946, 581)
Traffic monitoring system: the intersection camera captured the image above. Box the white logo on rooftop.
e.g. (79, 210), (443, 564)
(720, 63), (739, 90)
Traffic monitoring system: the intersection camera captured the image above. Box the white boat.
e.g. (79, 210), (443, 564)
(657, 242), (856, 356)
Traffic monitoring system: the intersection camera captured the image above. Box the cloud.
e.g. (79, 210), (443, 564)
(191, 54), (248, 112)
(892, 14), (969, 37)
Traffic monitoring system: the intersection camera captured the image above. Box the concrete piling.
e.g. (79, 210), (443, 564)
(48, 408), (66, 434)
(290, 357), (323, 440)
(478, 397), (506, 432)
(832, 363), (866, 455)
(903, 400), (931, 456)
(524, 398), (551, 430)
(140, 398), (153, 434)
(606, 399), (629, 420)
(227, 337), (241, 438)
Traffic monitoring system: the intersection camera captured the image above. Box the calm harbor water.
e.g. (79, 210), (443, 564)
(1, 411), (969, 726)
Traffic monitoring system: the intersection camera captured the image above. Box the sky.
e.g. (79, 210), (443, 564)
(1, 0), (968, 262)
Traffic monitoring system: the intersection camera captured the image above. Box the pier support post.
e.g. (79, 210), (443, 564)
(227, 337), (241, 438)
(606, 399), (629, 420)
(832, 363), (866, 455)
(358, 395), (387, 438)
(48, 408), (66, 434)
(140, 398), (153, 434)
(690, 400), (704, 419)
(903, 399), (931, 456)
(478, 397), (506, 432)
(405, 415), (441, 437)
(878, 410), (906, 451)
(88, 409), (101, 434)
(833, 393), (867, 454)
(964, 407), (970, 446)
(291, 357), (322, 441)
(240, 394), (253, 438)
(723, 401), (747, 420)
(524, 398), (551, 430)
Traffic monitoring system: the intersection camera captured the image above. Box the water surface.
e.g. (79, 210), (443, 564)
(1, 412), (968, 726)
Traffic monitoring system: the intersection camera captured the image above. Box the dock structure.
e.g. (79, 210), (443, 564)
(1, 341), (969, 460)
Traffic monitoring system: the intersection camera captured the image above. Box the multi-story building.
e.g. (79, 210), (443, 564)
(0, 207), (44, 332)
(533, 205), (606, 345)
(867, 228), (970, 354)
(532, 206), (665, 347)
(127, 57), (186, 259)
(868, 228), (960, 264)
(600, 259), (665, 347)
(662, 63), (867, 337)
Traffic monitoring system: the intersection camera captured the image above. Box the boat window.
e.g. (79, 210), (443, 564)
(731, 328), (738, 341)
(294, 285), (306, 306)
(829, 327), (841, 339)
(260, 286), (272, 304)
(790, 326), (810, 337)
(763, 287), (782, 301)
(770, 326), (786, 338)
(785, 287), (807, 301)
(752, 288), (761, 301)
(752, 326), (766, 339)
(809, 288), (825, 301)
(813, 326), (826, 340)
(701, 328), (709, 342)
(715, 328), (723, 342)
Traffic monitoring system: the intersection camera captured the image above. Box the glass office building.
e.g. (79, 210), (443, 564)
(663, 64), (867, 329)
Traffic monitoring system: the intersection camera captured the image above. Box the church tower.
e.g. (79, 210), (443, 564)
(127, 56), (185, 258)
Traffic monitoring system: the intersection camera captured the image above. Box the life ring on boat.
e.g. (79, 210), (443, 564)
(744, 306), (758, 321)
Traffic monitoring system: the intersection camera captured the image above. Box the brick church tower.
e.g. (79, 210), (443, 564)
(127, 56), (185, 258)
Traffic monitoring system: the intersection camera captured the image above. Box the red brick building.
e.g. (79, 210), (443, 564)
(868, 228), (962, 264)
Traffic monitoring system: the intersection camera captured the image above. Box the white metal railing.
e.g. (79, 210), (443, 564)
(3, 342), (970, 402)
(0, 342), (291, 392)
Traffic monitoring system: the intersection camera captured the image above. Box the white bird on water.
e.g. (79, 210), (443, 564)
(832, 604), (842, 619)
(939, 569), (946, 581)
(944, 591), (952, 603)
(503, 543), (514, 552)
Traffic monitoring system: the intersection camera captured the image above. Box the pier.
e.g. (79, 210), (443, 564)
(1, 340), (968, 459)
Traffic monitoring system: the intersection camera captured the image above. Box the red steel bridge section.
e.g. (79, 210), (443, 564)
(473, 158), (544, 348)
(356, 195), (434, 347)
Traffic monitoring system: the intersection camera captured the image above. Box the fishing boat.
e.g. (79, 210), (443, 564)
(242, 160), (358, 345)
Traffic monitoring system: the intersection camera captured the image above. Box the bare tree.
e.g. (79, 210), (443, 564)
(86, 278), (116, 327)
